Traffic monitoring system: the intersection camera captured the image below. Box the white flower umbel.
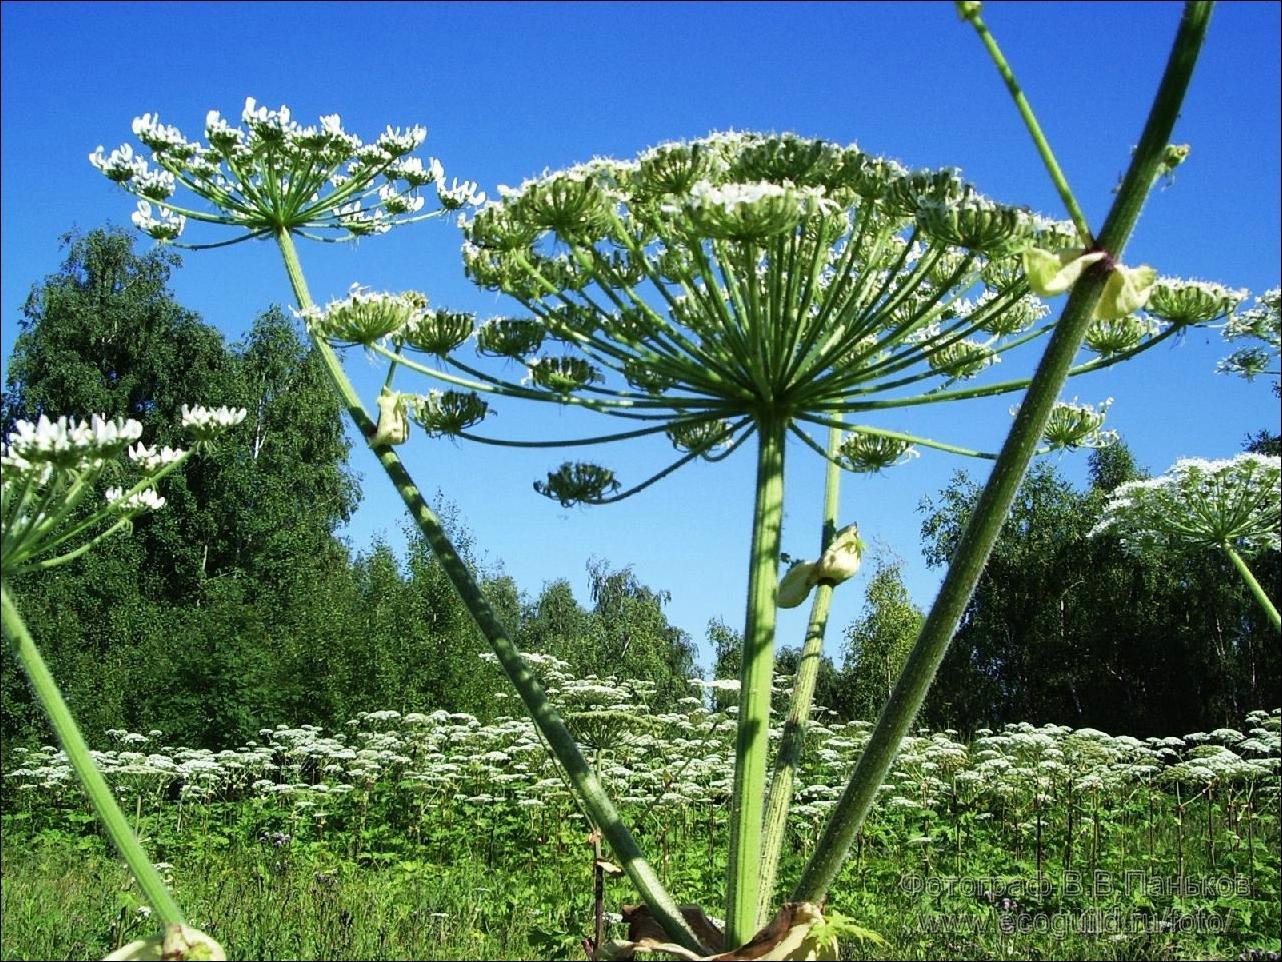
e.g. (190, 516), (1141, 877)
(445, 131), (1210, 509)
(131, 201), (186, 242)
(1, 414), (189, 578)
(105, 486), (167, 513)
(444, 131), (1242, 944)
(1218, 288), (1280, 383)
(5, 414), (142, 470)
(297, 285), (423, 347)
(1013, 397), (1117, 451)
(92, 99), (479, 246)
(180, 405), (247, 445)
(1093, 454), (1280, 556)
(1092, 453), (1281, 629)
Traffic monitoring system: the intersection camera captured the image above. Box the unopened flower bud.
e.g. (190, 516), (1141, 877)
(778, 562), (817, 609)
(814, 523), (865, 586)
(534, 462), (620, 507)
(408, 390), (490, 437)
(371, 390), (410, 446)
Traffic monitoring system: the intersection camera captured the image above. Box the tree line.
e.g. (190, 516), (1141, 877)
(2, 228), (1277, 751)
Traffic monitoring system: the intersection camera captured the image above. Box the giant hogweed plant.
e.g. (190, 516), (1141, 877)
(82, 3), (1229, 954)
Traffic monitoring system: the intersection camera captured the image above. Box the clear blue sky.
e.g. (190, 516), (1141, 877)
(2, 2), (1278, 669)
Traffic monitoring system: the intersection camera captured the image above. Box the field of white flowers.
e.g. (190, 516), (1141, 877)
(4, 657), (1280, 960)
(8, 655), (1277, 824)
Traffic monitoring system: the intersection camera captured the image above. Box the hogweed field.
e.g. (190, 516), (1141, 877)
(3, 659), (1279, 959)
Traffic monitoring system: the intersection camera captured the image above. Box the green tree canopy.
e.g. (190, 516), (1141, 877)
(840, 559), (924, 722)
(918, 443), (1280, 735)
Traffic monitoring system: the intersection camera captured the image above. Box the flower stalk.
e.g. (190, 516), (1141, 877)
(756, 422), (844, 923)
(725, 416), (787, 945)
(792, 0), (1215, 906)
(1224, 545), (1281, 632)
(956, 1), (1093, 247)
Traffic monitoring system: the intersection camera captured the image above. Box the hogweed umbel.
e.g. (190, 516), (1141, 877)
(390, 129), (1214, 942)
(91, 101), (708, 952)
(90, 98), (481, 247)
(1092, 453), (1281, 630)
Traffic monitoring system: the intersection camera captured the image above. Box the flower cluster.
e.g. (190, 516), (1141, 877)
(1219, 287), (1280, 382)
(181, 404), (248, 446)
(326, 130), (1228, 504)
(1091, 453), (1281, 557)
(6, 661), (1275, 818)
(2, 408), (244, 576)
(1016, 397), (1117, 451)
(91, 99), (483, 244)
(297, 285), (424, 347)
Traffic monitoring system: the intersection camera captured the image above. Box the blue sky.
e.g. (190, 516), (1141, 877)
(2, 2), (1279, 669)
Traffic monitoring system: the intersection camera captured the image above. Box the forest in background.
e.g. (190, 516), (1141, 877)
(2, 228), (1277, 752)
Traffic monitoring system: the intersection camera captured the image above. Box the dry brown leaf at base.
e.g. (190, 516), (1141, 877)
(600, 902), (835, 961)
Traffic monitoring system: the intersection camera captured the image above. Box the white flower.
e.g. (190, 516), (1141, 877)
(378, 183), (425, 215)
(127, 443), (185, 471)
(5, 414), (142, 469)
(130, 113), (192, 154)
(131, 201), (185, 241)
(105, 486), (166, 513)
(88, 144), (145, 183)
(437, 177), (486, 210)
(181, 405), (248, 441)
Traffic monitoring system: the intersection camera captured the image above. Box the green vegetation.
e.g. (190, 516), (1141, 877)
(3, 673), (1278, 960)
(3, 7), (1278, 953)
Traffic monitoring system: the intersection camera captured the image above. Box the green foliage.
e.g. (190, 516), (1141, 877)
(841, 560), (924, 721)
(0, 230), (697, 746)
(918, 442), (1281, 735)
(1, 228), (368, 748)
(518, 561), (697, 711)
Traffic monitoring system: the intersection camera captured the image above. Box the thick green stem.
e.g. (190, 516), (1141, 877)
(1, 584), (184, 926)
(792, 1), (1213, 905)
(726, 417), (787, 946)
(756, 423), (842, 921)
(957, 1), (1094, 246)
(272, 229), (704, 954)
(1224, 544), (1281, 632)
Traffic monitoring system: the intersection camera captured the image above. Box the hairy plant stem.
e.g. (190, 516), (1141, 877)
(756, 423), (842, 922)
(272, 229), (706, 955)
(726, 416), (787, 946)
(791, 0), (1214, 905)
(1, 584), (185, 927)
(957, 1), (1094, 246)
(1224, 544), (1281, 632)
